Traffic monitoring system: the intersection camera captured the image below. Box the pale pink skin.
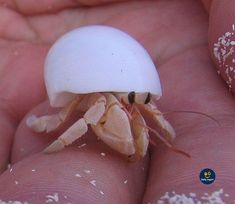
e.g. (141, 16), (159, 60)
(0, 0), (235, 203)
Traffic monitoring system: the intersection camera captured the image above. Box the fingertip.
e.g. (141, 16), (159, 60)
(0, 147), (148, 203)
(208, 0), (235, 93)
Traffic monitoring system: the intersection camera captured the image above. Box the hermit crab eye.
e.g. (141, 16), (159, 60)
(128, 92), (135, 104)
(144, 92), (151, 104)
(127, 92), (151, 104)
(128, 92), (152, 104)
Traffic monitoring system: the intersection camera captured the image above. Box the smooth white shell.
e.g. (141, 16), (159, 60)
(45, 25), (162, 107)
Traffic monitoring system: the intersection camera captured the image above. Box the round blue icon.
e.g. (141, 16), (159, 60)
(199, 168), (216, 185)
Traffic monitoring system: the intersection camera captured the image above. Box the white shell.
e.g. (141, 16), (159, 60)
(45, 25), (162, 107)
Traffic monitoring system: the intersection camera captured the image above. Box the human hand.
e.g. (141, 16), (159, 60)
(0, 0), (234, 203)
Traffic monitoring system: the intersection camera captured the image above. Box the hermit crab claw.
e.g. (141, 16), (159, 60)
(91, 94), (136, 156)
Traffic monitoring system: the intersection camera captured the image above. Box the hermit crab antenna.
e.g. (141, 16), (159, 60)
(162, 110), (221, 126)
(145, 125), (191, 158)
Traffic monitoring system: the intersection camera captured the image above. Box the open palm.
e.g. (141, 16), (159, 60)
(0, 0), (234, 203)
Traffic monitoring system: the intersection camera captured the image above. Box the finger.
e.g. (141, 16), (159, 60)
(0, 106), (16, 173)
(1, 0), (129, 15)
(7, 101), (148, 203)
(1, 0), (208, 51)
(0, 43), (47, 172)
(143, 47), (235, 203)
(200, 0), (213, 12)
(0, 150), (147, 203)
(0, 43), (47, 118)
(0, 2), (143, 43)
(0, 7), (38, 41)
(208, 0), (235, 93)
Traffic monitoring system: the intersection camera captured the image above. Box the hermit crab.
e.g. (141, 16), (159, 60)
(26, 25), (183, 160)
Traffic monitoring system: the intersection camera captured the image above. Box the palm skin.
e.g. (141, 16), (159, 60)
(0, 0), (234, 203)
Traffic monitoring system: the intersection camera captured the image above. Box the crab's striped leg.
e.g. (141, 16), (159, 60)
(26, 97), (80, 133)
(43, 93), (106, 153)
(91, 93), (136, 156)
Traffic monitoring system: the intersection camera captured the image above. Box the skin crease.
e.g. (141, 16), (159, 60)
(0, 0), (235, 203)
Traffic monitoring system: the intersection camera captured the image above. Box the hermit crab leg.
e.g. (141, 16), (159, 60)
(44, 94), (106, 153)
(128, 108), (149, 161)
(137, 103), (176, 142)
(135, 104), (190, 158)
(26, 98), (80, 133)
